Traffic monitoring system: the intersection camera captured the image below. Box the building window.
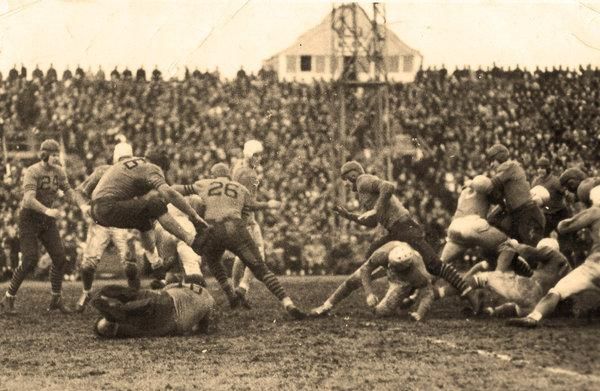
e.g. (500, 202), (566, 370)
(300, 55), (312, 72)
(387, 56), (399, 72)
(287, 56), (297, 72)
(403, 55), (414, 72)
(315, 56), (325, 73)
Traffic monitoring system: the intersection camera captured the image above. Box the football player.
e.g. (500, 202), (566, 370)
(485, 144), (545, 246)
(87, 146), (209, 291)
(74, 141), (141, 313)
(1, 139), (89, 314)
(531, 158), (570, 235)
(173, 168), (306, 319)
(330, 161), (481, 313)
(508, 186), (600, 328)
(472, 238), (571, 317)
(229, 140), (281, 306)
(92, 282), (216, 338)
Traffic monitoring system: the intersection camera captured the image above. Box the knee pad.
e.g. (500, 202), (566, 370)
(146, 195), (168, 218)
(547, 288), (563, 301)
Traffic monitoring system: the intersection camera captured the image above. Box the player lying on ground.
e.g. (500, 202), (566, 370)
(332, 161), (484, 314)
(89, 146), (210, 284)
(75, 141), (141, 312)
(508, 186), (600, 328)
(173, 165), (306, 319)
(311, 241), (435, 320)
(470, 238), (571, 317)
(1, 139), (89, 315)
(92, 282), (216, 338)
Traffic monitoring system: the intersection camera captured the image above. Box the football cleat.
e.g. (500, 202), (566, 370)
(286, 305), (308, 320)
(75, 292), (91, 313)
(409, 312), (422, 322)
(309, 304), (332, 318)
(48, 295), (73, 314)
(234, 287), (252, 309)
(0, 294), (17, 315)
(507, 316), (539, 328)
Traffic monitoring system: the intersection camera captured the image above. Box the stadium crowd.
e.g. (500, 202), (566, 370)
(0, 64), (598, 277)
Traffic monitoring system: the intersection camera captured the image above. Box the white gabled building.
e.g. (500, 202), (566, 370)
(263, 5), (423, 83)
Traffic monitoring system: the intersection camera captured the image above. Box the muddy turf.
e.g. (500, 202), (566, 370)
(0, 276), (598, 390)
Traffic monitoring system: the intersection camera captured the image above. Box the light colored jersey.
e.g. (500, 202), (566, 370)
(453, 186), (490, 219)
(490, 160), (531, 211)
(356, 174), (409, 230)
(78, 164), (110, 199)
(21, 161), (71, 208)
(165, 285), (215, 335)
(92, 157), (166, 201)
(194, 177), (251, 221)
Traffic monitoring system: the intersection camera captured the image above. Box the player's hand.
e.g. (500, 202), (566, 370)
(45, 208), (61, 219)
(358, 209), (376, 222)
(267, 200), (282, 209)
(332, 205), (350, 217)
(366, 294), (379, 308)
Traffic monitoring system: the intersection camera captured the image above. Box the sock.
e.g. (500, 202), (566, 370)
(261, 272), (287, 301)
(328, 278), (361, 307)
(8, 265), (28, 296)
(232, 258), (244, 288)
(512, 256), (533, 277)
(239, 267), (254, 292)
(439, 263), (470, 294)
(81, 268), (95, 291)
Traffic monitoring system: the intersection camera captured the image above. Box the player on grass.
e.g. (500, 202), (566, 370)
(229, 140), (281, 306)
(332, 162), (480, 311)
(470, 237), (571, 318)
(508, 186), (600, 328)
(173, 166), (306, 319)
(74, 141), (141, 313)
(92, 282), (216, 338)
(0, 139), (89, 314)
(88, 146), (210, 286)
(312, 241), (434, 320)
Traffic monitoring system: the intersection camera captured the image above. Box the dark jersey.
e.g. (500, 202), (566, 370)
(21, 161), (71, 208)
(491, 160), (531, 211)
(91, 157), (166, 201)
(77, 164), (110, 199)
(356, 174), (409, 230)
(532, 173), (567, 213)
(194, 177), (251, 221)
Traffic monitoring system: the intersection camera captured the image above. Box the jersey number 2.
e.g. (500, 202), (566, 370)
(208, 182), (238, 198)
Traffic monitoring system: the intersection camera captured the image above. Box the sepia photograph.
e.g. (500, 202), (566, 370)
(0, 0), (599, 389)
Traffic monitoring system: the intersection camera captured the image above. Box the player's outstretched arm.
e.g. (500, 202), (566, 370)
(245, 199), (281, 211)
(557, 208), (599, 234)
(157, 184), (207, 228)
(360, 255), (386, 307)
(64, 188), (90, 215)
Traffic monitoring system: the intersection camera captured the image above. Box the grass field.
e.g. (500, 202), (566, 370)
(0, 276), (599, 390)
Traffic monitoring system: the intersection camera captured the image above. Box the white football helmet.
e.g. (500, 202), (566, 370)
(388, 242), (417, 271)
(243, 140), (263, 158)
(470, 175), (492, 194)
(536, 238), (559, 252)
(530, 185), (550, 207)
(113, 142), (133, 162)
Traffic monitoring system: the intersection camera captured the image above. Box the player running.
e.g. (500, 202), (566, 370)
(508, 186), (600, 328)
(229, 140), (281, 305)
(485, 144), (545, 246)
(92, 282), (216, 338)
(471, 238), (571, 318)
(74, 141), (141, 312)
(312, 241), (434, 321)
(89, 146), (209, 285)
(1, 139), (89, 314)
(326, 161), (481, 314)
(173, 167), (306, 319)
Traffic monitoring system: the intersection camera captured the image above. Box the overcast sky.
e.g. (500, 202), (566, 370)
(0, 0), (599, 78)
